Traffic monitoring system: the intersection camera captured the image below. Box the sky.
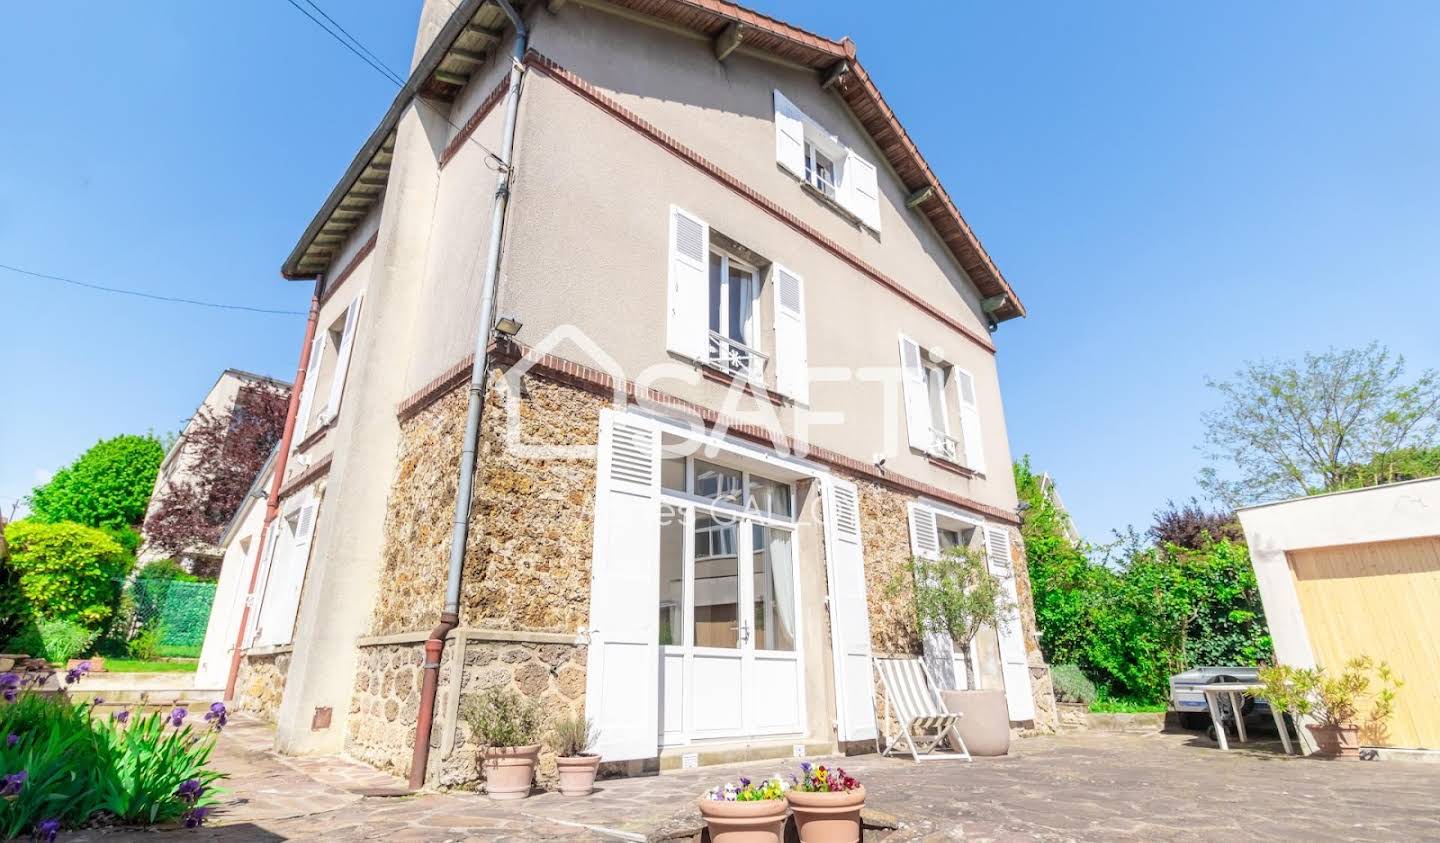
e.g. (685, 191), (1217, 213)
(3, 2), (1437, 543)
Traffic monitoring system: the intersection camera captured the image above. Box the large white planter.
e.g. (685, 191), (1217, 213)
(941, 689), (1011, 756)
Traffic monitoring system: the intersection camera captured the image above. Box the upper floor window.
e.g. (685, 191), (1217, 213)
(293, 292), (364, 444)
(773, 89), (881, 232)
(899, 334), (986, 474)
(707, 250), (762, 380)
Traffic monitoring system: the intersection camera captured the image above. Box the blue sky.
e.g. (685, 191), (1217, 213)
(3, 2), (1437, 542)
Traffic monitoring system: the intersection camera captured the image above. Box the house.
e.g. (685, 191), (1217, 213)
(139, 368), (291, 574)
(1238, 478), (1440, 756)
(208, 0), (1056, 784)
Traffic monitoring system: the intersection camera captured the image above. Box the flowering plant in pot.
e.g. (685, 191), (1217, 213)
(890, 545), (1016, 755)
(549, 712), (600, 797)
(1258, 657), (1402, 759)
(786, 762), (865, 843)
(699, 774), (790, 843)
(461, 687), (544, 799)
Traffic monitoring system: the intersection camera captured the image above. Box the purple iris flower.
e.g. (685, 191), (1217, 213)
(112, 710), (130, 724)
(34, 818), (60, 843)
(63, 668), (82, 685)
(176, 778), (204, 803)
(92, 697), (104, 706)
(1, 770), (27, 796)
(169, 707), (188, 728)
(183, 806), (211, 828)
(2, 689), (14, 704)
(204, 701), (228, 730)
(5, 734), (17, 748)
(0, 674), (17, 703)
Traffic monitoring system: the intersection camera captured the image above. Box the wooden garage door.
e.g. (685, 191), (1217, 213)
(1290, 537), (1440, 749)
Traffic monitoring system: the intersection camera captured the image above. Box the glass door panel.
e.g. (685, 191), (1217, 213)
(693, 513), (742, 648)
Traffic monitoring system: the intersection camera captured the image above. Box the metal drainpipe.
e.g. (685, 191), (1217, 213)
(409, 0), (528, 791)
(224, 277), (323, 700)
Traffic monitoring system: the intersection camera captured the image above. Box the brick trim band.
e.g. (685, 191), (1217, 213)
(523, 50), (996, 356)
(277, 454), (333, 503)
(440, 75), (512, 168)
(319, 233), (377, 306)
(396, 343), (1019, 525)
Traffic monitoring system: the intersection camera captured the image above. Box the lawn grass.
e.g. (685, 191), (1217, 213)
(102, 659), (198, 674)
(1089, 698), (1168, 714)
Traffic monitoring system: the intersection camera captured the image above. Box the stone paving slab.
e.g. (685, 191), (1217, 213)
(63, 716), (1440, 841)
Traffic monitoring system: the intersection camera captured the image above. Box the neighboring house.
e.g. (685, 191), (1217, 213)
(214, 0), (1055, 784)
(1238, 478), (1440, 756)
(139, 369), (291, 573)
(1037, 472), (1082, 545)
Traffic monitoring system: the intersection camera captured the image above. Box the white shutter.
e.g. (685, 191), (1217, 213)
(771, 263), (808, 403)
(773, 90), (806, 178)
(292, 332), (325, 442)
(986, 525), (1035, 721)
(268, 501), (319, 646)
(898, 335), (931, 454)
(954, 367), (986, 474)
(906, 503), (956, 690)
(584, 410), (663, 761)
(321, 294), (364, 425)
(842, 150), (881, 231)
(823, 477), (876, 742)
(247, 519), (285, 647)
(665, 206), (709, 361)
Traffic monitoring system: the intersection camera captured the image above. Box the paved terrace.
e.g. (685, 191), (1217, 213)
(69, 715), (1440, 842)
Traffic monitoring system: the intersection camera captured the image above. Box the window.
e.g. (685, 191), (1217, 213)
(804, 142), (836, 199)
(899, 334), (984, 471)
(694, 460), (743, 506)
(707, 250), (763, 380)
(773, 90), (881, 231)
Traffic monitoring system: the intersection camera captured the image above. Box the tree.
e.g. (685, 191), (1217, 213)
(1336, 444), (1440, 490)
(1149, 498), (1244, 550)
(896, 546), (1014, 691)
(142, 382), (288, 556)
(2, 520), (133, 629)
(28, 434), (166, 529)
(1199, 343), (1440, 507)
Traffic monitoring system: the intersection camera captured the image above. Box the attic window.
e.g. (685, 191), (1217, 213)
(772, 90), (881, 232)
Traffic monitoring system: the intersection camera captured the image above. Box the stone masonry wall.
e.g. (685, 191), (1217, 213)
(235, 651), (290, 723)
(345, 642), (431, 776)
(855, 476), (924, 657)
(370, 368), (600, 636)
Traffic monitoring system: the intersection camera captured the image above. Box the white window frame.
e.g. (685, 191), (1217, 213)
(804, 141), (838, 200)
(706, 249), (766, 382)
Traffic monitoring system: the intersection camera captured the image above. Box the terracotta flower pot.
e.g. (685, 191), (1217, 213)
(1307, 724), (1361, 759)
(555, 753), (601, 796)
(941, 689), (1011, 756)
(482, 744), (541, 800)
(697, 797), (787, 843)
(787, 786), (866, 843)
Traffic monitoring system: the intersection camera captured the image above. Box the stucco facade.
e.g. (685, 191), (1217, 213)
(221, 0), (1054, 781)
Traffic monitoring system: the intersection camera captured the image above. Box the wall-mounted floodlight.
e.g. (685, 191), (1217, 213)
(494, 315), (524, 337)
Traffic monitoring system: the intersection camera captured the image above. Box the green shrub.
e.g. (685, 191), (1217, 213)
(2, 520), (132, 628)
(461, 687), (544, 748)
(549, 712), (598, 757)
(7, 619), (98, 665)
(1089, 697), (1168, 714)
(1050, 664), (1098, 705)
(0, 692), (224, 836)
(136, 559), (196, 582)
(128, 625), (167, 661)
(27, 434), (165, 530)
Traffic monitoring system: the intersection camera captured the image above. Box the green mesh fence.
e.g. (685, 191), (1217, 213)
(129, 579), (217, 648)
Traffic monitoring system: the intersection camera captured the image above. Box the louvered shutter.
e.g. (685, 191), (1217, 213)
(771, 263), (808, 403)
(906, 503), (957, 689)
(954, 367), (986, 474)
(823, 477), (876, 741)
(666, 206), (709, 361)
(841, 150), (881, 231)
(321, 294), (364, 425)
(986, 525), (1035, 721)
(773, 90), (806, 178)
(585, 411), (663, 761)
(898, 335), (931, 454)
(270, 500), (319, 646)
(293, 332), (325, 442)
(244, 519), (283, 647)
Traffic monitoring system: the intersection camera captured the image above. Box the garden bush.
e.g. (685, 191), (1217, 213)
(2, 520), (132, 628)
(7, 620), (98, 665)
(1050, 664), (1097, 705)
(0, 689), (224, 836)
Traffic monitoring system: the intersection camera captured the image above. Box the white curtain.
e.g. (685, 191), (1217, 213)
(768, 529), (797, 649)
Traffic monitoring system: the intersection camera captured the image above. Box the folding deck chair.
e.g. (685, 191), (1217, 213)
(873, 657), (971, 762)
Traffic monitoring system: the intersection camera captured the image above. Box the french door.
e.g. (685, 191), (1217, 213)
(658, 461), (804, 745)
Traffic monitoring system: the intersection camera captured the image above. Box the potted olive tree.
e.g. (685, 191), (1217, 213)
(550, 712), (601, 796)
(461, 686), (545, 799)
(895, 545), (1016, 756)
(1259, 656), (1402, 759)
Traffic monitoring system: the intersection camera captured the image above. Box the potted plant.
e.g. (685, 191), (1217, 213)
(1050, 664), (1097, 730)
(786, 762), (865, 843)
(698, 775), (789, 843)
(891, 545), (1016, 755)
(1258, 657), (1402, 759)
(461, 686), (544, 799)
(550, 711), (600, 796)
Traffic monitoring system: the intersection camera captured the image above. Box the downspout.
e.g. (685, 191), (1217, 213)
(224, 278), (323, 700)
(409, 0), (528, 791)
